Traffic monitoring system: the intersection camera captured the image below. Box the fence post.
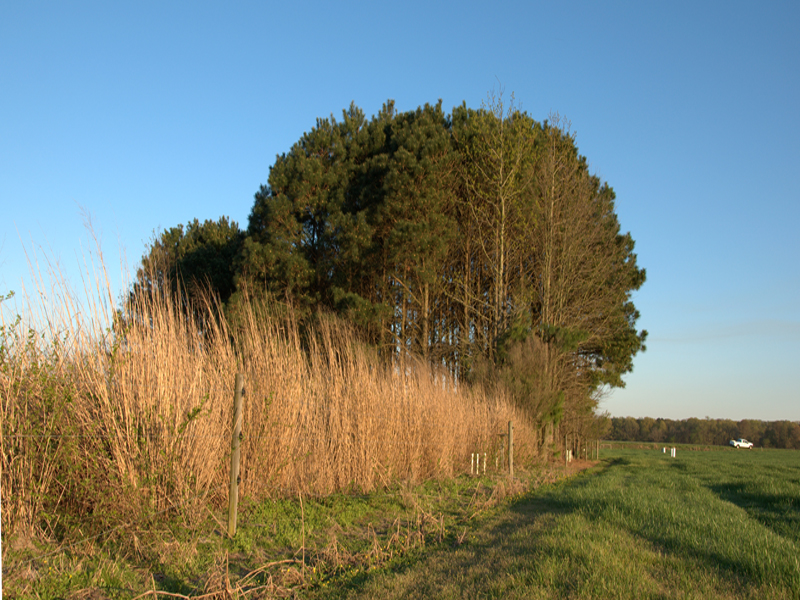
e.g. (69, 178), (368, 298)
(499, 434), (507, 471)
(508, 420), (514, 477)
(228, 373), (244, 538)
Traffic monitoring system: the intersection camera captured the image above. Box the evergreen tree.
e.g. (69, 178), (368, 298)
(132, 216), (244, 308)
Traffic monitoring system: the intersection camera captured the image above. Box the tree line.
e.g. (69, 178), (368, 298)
(131, 93), (647, 438)
(608, 416), (800, 449)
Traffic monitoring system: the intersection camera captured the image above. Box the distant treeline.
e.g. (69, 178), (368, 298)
(608, 417), (800, 449)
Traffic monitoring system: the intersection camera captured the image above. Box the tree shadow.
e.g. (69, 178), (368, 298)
(708, 480), (800, 544)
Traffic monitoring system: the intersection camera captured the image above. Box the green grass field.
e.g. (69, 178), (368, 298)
(4, 447), (799, 599)
(312, 448), (800, 599)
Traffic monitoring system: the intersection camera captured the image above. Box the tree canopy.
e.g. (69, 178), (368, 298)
(132, 94), (647, 428)
(131, 216), (245, 310)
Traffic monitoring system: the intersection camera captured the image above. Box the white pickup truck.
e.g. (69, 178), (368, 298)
(729, 438), (754, 449)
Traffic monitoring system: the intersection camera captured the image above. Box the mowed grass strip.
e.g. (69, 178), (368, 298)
(311, 448), (800, 599)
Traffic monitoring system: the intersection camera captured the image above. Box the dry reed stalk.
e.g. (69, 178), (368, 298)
(1, 240), (540, 540)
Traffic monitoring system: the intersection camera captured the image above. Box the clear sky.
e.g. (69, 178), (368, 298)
(2, 1), (798, 420)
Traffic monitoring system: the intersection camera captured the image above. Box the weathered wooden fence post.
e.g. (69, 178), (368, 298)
(508, 420), (514, 477)
(498, 433), (507, 471)
(228, 373), (244, 538)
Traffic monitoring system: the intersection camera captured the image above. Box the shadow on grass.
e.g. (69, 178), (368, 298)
(708, 481), (800, 545)
(314, 495), (578, 599)
(507, 460), (800, 593)
(312, 464), (620, 599)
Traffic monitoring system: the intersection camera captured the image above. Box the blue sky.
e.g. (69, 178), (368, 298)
(2, 1), (798, 420)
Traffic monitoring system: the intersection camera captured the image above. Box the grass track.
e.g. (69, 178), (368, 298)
(311, 448), (800, 599)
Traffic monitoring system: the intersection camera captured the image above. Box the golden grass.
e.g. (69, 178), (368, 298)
(0, 243), (538, 541)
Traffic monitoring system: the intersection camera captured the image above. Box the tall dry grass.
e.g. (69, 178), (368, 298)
(0, 246), (539, 541)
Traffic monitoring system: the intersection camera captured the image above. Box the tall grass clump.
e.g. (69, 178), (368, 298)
(1, 244), (538, 544)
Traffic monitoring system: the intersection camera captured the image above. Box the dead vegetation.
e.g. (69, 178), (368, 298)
(1, 242), (547, 596)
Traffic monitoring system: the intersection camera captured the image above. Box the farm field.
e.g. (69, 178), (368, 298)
(311, 447), (800, 600)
